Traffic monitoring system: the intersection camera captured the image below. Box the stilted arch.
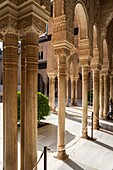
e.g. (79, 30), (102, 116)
(105, 12), (113, 28)
(74, 1), (89, 39)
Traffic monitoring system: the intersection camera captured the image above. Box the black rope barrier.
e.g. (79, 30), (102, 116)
(33, 151), (44, 170)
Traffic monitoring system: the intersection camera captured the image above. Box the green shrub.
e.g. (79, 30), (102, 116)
(38, 92), (50, 121)
(17, 92), (50, 122)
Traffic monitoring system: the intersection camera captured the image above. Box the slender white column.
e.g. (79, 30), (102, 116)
(49, 75), (55, 111)
(24, 32), (38, 170)
(70, 77), (75, 106)
(103, 74), (110, 118)
(100, 74), (104, 117)
(82, 66), (88, 138)
(93, 69), (99, 129)
(57, 53), (68, 160)
(4, 33), (18, 170)
(65, 76), (69, 107)
(3, 43), (6, 170)
(21, 39), (26, 170)
(74, 78), (78, 106)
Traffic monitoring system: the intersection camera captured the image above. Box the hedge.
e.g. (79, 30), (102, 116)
(17, 91), (50, 122)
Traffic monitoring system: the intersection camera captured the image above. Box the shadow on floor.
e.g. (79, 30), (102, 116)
(99, 128), (113, 136)
(64, 158), (84, 170)
(93, 140), (113, 151)
(37, 123), (76, 152)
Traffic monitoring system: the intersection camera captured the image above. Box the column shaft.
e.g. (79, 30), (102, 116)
(21, 39), (26, 170)
(82, 66), (88, 138)
(57, 55), (68, 160)
(71, 78), (75, 106)
(103, 74), (109, 118)
(4, 33), (18, 170)
(65, 76), (69, 107)
(24, 32), (38, 170)
(110, 76), (113, 99)
(93, 69), (99, 129)
(3, 44), (5, 170)
(74, 79), (78, 106)
(100, 74), (104, 117)
(49, 76), (55, 111)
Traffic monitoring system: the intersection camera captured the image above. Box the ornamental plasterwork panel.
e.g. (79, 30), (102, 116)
(0, 16), (18, 34)
(54, 48), (70, 58)
(79, 38), (89, 50)
(65, 0), (74, 34)
(52, 15), (66, 33)
(18, 15), (46, 35)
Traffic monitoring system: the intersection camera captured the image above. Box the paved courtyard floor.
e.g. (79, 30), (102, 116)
(0, 102), (113, 170)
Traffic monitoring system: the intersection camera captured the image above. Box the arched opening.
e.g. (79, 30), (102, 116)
(74, 2), (88, 39)
(74, 2), (89, 103)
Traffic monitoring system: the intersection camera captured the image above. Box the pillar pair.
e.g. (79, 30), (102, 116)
(3, 32), (38, 170)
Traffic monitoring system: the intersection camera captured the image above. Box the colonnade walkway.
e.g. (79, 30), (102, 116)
(0, 102), (113, 170)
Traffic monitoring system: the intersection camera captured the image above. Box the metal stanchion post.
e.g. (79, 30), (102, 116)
(44, 146), (47, 170)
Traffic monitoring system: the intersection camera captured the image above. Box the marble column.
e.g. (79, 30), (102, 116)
(103, 74), (110, 118)
(92, 69), (99, 129)
(57, 53), (68, 160)
(49, 75), (55, 111)
(110, 75), (113, 99)
(24, 32), (38, 170)
(65, 76), (69, 107)
(100, 74), (104, 118)
(74, 78), (78, 106)
(2, 43), (5, 170)
(70, 77), (75, 106)
(4, 33), (18, 170)
(82, 66), (88, 138)
(21, 39), (26, 170)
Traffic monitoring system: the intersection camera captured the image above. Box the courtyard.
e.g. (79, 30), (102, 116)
(0, 102), (113, 170)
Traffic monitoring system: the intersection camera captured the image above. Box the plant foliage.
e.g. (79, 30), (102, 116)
(17, 92), (50, 122)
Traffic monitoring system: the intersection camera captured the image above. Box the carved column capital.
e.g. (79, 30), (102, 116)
(18, 15), (46, 36)
(0, 16), (18, 35)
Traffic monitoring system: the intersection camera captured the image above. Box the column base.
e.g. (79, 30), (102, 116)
(93, 120), (100, 130)
(101, 115), (107, 120)
(81, 134), (89, 139)
(50, 107), (56, 112)
(74, 100), (78, 106)
(93, 124), (100, 130)
(66, 104), (69, 107)
(81, 128), (88, 139)
(55, 150), (69, 160)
